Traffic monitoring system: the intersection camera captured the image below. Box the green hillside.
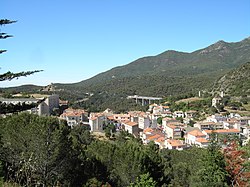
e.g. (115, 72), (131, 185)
(55, 37), (250, 104)
(213, 62), (250, 96)
(1, 37), (250, 112)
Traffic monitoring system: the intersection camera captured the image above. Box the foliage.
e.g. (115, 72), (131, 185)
(157, 117), (162, 125)
(190, 134), (229, 186)
(223, 141), (250, 186)
(0, 113), (70, 186)
(213, 62), (250, 96)
(0, 102), (38, 114)
(129, 173), (157, 187)
(104, 123), (116, 138)
(0, 19), (42, 82)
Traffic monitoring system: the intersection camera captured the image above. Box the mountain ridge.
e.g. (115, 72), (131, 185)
(1, 37), (250, 112)
(67, 37), (250, 89)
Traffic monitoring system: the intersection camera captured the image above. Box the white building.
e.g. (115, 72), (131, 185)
(89, 113), (106, 132)
(45, 94), (59, 114)
(60, 108), (88, 128)
(123, 121), (139, 136)
(138, 115), (150, 129)
(173, 111), (185, 118)
(185, 129), (209, 148)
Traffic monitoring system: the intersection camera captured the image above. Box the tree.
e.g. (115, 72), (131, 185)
(129, 173), (157, 187)
(223, 141), (250, 186)
(190, 133), (229, 186)
(0, 19), (42, 81)
(0, 113), (71, 186)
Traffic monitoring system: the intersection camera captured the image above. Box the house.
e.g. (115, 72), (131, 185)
(122, 121), (139, 136)
(128, 111), (146, 123)
(173, 111), (184, 118)
(141, 128), (165, 145)
(238, 116), (250, 126)
(223, 119), (240, 130)
(185, 110), (197, 118)
(161, 110), (173, 118)
(138, 114), (157, 130)
(185, 129), (209, 148)
(241, 126), (250, 140)
(60, 108), (88, 128)
(44, 94), (59, 114)
(203, 129), (240, 139)
(138, 115), (151, 130)
(206, 114), (227, 123)
(212, 96), (222, 107)
(89, 113), (106, 132)
(113, 114), (131, 122)
(162, 118), (182, 132)
(165, 124), (184, 139)
(194, 121), (224, 130)
(162, 105), (170, 112)
(148, 103), (159, 112)
(154, 137), (165, 149)
(165, 139), (185, 150)
(153, 106), (162, 114)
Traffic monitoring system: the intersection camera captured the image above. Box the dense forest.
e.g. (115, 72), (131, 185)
(0, 113), (249, 186)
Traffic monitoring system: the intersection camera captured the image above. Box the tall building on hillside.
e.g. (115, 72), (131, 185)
(38, 101), (50, 116)
(45, 94), (59, 114)
(36, 94), (59, 116)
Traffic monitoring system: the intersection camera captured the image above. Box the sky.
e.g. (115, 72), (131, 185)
(1, 0), (250, 87)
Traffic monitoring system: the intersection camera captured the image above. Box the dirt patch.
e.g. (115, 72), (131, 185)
(176, 97), (204, 104)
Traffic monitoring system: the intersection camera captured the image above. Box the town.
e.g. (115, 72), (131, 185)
(1, 91), (249, 151)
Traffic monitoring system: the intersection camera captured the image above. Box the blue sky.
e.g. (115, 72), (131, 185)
(1, 0), (250, 87)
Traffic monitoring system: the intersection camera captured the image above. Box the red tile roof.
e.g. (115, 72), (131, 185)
(124, 121), (138, 126)
(188, 129), (205, 137)
(196, 138), (209, 143)
(167, 139), (185, 147)
(204, 129), (240, 134)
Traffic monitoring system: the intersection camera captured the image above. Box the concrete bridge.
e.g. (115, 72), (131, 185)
(127, 95), (163, 106)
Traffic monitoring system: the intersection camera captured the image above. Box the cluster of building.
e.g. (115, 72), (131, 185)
(1, 93), (249, 150)
(0, 94), (61, 116)
(84, 103), (250, 150)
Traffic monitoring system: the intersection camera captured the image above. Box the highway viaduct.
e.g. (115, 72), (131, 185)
(127, 95), (163, 106)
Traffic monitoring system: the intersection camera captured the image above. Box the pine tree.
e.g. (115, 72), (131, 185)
(0, 19), (42, 81)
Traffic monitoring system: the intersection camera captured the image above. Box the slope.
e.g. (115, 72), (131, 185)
(212, 62), (250, 96)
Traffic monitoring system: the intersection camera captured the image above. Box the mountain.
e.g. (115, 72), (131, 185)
(0, 84), (42, 93)
(2, 37), (250, 112)
(212, 62), (250, 96)
(57, 37), (250, 95)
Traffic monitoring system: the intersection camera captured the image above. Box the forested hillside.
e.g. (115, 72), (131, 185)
(56, 37), (250, 111)
(213, 62), (250, 96)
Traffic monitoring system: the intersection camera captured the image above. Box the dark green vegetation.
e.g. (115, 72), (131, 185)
(213, 62), (250, 96)
(1, 113), (249, 186)
(53, 37), (250, 110)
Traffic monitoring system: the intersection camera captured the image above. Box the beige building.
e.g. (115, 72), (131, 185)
(123, 121), (139, 136)
(165, 139), (185, 150)
(194, 121), (224, 131)
(185, 129), (209, 148)
(89, 113), (106, 132)
(60, 108), (88, 128)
